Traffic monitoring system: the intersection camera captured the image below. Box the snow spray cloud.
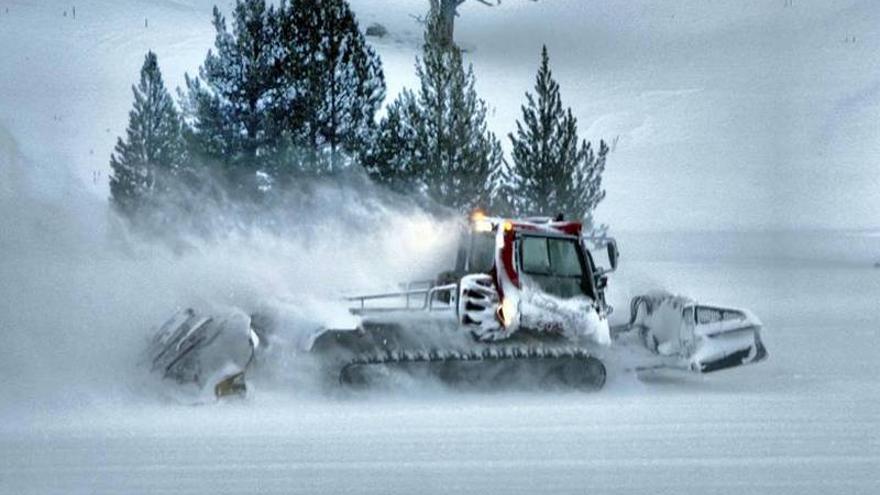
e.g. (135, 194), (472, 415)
(0, 128), (460, 413)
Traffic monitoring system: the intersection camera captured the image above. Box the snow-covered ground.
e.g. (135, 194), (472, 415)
(2, 237), (879, 494)
(2, 0), (879, 231)
(2, 1), (880, 494)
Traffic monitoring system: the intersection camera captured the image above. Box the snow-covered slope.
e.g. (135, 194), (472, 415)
(2, 0), (879, 229)
(2, 240), (880, 494)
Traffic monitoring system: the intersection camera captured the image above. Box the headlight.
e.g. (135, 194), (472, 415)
(498, 297), (518, 328)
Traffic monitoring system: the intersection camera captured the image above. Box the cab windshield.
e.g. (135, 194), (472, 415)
(519, 236), (593, 299)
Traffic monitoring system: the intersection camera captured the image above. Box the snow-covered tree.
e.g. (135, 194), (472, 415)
(109, 51), (187, 219)
(181, 0), (284, 195)
(183, 0), (385, 191)
(507, 46), (609, 220)
(283, 0), (385, 174)
(362, 90), (421, 193)
(367, 13), (503, 211)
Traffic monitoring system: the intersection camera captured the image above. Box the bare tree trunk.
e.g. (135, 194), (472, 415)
(429, 0), (463, 47)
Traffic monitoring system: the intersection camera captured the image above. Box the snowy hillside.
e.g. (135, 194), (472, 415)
(2, 0), (879, 229)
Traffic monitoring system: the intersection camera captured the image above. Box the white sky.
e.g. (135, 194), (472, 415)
(1, 0), (878, 231)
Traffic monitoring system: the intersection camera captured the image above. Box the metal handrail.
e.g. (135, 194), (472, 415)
(346, 283), (457, 313)
(427, 283), (457, 310)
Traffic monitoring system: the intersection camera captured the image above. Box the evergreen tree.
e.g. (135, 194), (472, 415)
(109, 51), (187, 220)
(286, 0), (385, 174)
(183, 0), (385, 190)
(362, 90), (421, 192)
(181, 0), (284, 195)
(507, 46), (609, 219)
(366, 13), (503, 211)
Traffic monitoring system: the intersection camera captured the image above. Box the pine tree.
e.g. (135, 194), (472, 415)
(362, 90), (421, 193)
(183, 0), (385, 189)
(109, 51), (187, 220)
(282, 0), (385, 174)
(366, 13), (503, 211)
(181, 0), (284, 195)
(507, 46), (609, 220)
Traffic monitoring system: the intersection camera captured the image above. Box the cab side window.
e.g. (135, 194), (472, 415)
(519, 236), (594, 300)
(548, 239), (582, 277)
(521, 237), (551, 274)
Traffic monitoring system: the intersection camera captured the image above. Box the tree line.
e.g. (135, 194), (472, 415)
(109, 0), (608, 232)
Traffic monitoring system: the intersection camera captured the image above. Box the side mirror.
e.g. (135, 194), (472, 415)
(595, 274), (609, 291)
(607, 240), (619, 270)
(581, 236), (620, 275)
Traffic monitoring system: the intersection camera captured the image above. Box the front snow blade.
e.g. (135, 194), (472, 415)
(629, 293), (768, 374)
(687, 305), (768, 372)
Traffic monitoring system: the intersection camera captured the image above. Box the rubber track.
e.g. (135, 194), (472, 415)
(339, 345), (605, 387)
